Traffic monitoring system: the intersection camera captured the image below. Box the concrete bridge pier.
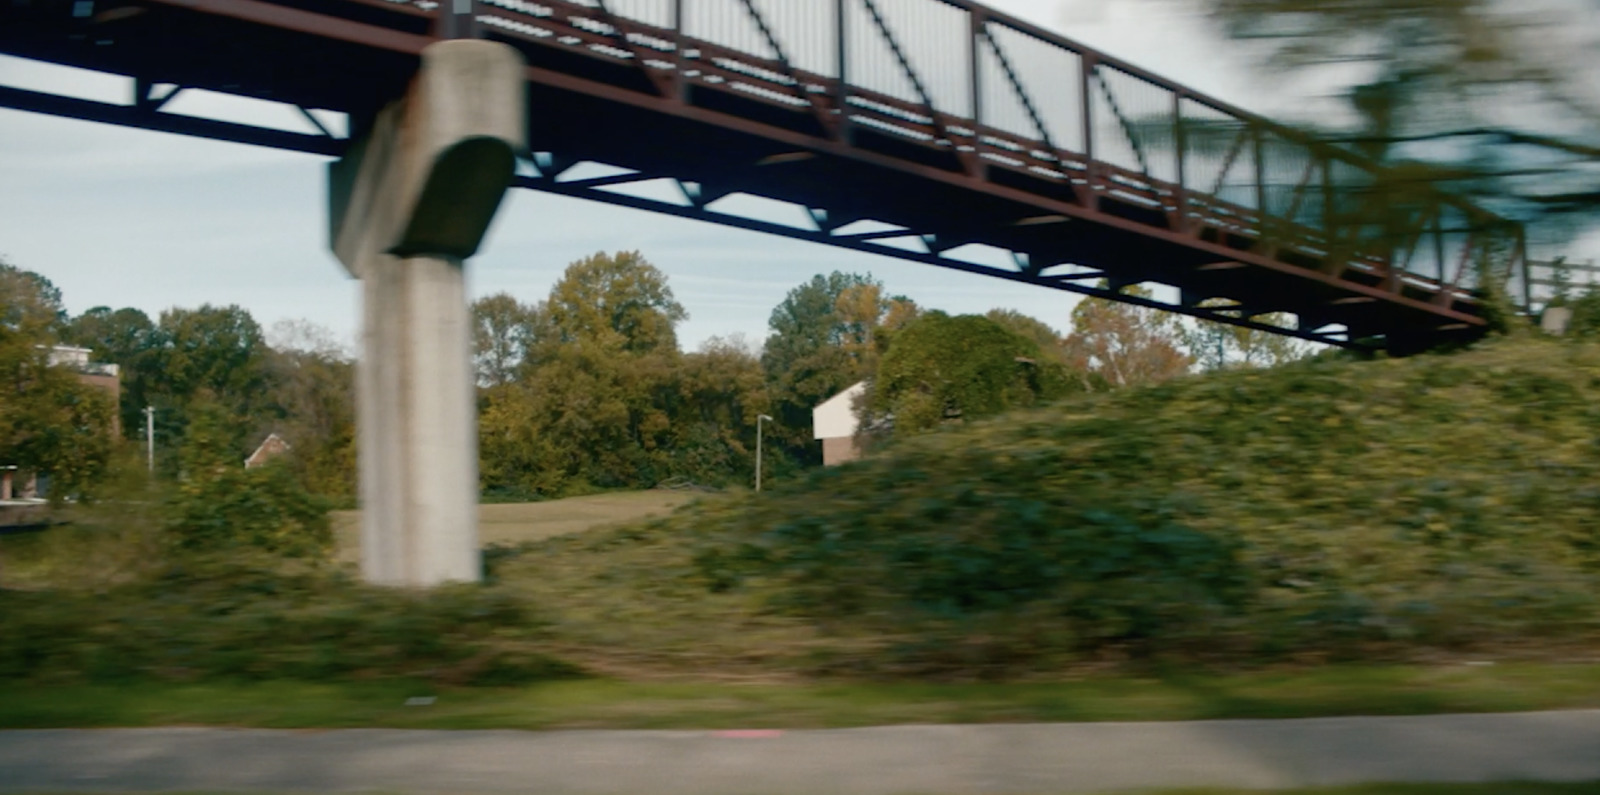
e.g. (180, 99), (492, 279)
(328, 41), (526, 586)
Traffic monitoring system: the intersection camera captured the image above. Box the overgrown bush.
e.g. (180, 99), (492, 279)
(0, 399), (578, 687)
(870, 312), (1072, 436)
(581, 335), (1600, 674)
(694, 489), (1253, 652)
(165, 460), (332, 558)
(164, 400), (331, 558)
(0, 560), (579, 685)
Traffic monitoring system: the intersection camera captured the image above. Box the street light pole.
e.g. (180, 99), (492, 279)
(143, 406), (155, 475)
(756, 414), (773, 492)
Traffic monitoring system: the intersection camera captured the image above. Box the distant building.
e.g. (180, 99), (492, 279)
(46, 345), (122, 435)
(813, 381), (867, 466)
(245, 434), (292, 469)
(2, 346), (121, 501)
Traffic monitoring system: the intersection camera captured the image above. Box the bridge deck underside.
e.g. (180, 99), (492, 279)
(0, 0), (1523, 350)
(526, 86), (1453, 344)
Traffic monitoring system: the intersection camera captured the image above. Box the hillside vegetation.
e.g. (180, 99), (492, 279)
(496, 334), (1600, 677)
(7, 334), (1599, 685)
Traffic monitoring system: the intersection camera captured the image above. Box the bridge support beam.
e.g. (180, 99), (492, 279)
(328, 40), (526, 587)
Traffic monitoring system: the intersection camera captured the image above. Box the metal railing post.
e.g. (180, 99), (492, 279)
(969, 9), (982, 132)
(1080, 53), (1097, 210)
(1172, 90), (1187, 233)
(439, 0), (478, 38)
(1252, 123), (1268, 239)
(836, 0), (851, 142)
(674, 0), (687, 101)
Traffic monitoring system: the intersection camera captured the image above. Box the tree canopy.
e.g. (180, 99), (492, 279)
(7, 244), (1334, 501)
(761, 272), (920, 464)
(871, 312), (1070, 437)
(0, 259), (115, 498)
(1063, 285), (1193, 390)
(548, 251), (686, 355)
(472, 292), (545, 390)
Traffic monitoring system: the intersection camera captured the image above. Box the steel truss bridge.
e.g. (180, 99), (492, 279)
(0, 0), (1534, 351)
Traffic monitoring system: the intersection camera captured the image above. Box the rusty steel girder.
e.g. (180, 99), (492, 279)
(0, 0), (1531, 350)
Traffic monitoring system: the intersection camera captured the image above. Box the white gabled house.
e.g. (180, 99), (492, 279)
(245, 433), (292, 469)
(812, 381), (867, 466)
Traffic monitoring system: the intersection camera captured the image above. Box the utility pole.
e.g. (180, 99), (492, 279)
(756, 414), (773, 492)
(143, 406), (155, 475)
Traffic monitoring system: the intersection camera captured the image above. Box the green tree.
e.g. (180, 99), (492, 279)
(547, 251), (686, 355)
(763, 272), (878, 378)
(984, 308), (1078, 368)
(0, 259), (64, 332)
(472, 292), (545, 389)
(761, 272), (910, 465)
(260, 320), (357, 498)
(0, 260), (115, 499)
(141, 304), (273, 465)
(479, 253), (689, 497)
(64, 306), (158, 439)
(670, 335), (772, 486)
(870, 312), (1068, 437)
(479, 376), (566, 498)
(165, 399), (331, 559)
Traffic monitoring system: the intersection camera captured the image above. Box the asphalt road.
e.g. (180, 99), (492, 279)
(3, 711), (1599, 794)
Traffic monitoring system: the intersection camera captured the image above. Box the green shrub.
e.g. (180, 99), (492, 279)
(630, 336), (1600, 673)
(0, 561), (581, 686)
(871, 312), (1070, 436)
(165, 461), (332, 558)
(164, 401), (331, 558)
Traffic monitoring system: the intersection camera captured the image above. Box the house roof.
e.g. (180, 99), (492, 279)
(812, 381), (868, 440)
(244, 433), (292, 466)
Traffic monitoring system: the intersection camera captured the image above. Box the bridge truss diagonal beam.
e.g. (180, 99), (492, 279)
(513, 166), (1361, 347)
(0, 0), (1536, 352)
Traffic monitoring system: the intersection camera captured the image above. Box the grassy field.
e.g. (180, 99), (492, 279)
(0, 489), (703, 583)
(329, 489), (701, 560)
(2, 662), (1597, 730)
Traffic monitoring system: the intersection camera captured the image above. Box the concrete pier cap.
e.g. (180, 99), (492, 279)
(331, 40), (528, 272)
(328, 39), (528, 587)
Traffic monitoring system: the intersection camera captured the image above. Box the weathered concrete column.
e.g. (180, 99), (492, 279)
(329, 40), (526, 586)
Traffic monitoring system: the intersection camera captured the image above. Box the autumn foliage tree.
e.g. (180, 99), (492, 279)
(761, 272), (918, 465)
(1062, 285), (1192, 390)
(1182, 301), (1311, 372)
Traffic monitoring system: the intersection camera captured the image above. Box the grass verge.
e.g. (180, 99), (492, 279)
(328, 490), (701, 563)
(1136, 787), (1600, 795)
(2, 662), (1597, 731)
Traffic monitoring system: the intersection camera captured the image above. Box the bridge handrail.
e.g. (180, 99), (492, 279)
(440, 0), (1525, 308)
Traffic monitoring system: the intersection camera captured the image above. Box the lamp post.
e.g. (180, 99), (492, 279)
(143, 406), (155, 475)
(756, 414), (773, 492)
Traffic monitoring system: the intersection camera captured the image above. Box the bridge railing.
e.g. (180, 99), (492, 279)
(411, 0), (1530, 317)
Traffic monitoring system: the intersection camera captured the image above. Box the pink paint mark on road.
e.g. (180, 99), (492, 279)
(711, 729), (784, 739)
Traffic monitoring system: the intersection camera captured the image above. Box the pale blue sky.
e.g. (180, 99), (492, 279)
(6, 0), (1559, 353)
